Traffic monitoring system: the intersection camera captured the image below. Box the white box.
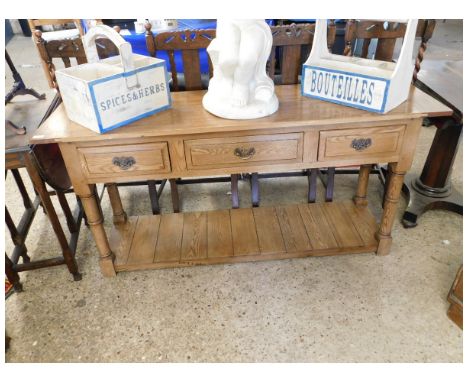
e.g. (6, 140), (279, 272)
(302, 19), (418, 114)
(55, 25), (171, 133)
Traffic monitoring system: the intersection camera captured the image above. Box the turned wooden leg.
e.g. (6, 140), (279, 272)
(106, 183), (127, 224)
(231, 174), (239, 209)
(79, 186), (116, 277)
(169, 179), (180, 213)
(353, 164), (372, 207)
(376, 163), (406, 256)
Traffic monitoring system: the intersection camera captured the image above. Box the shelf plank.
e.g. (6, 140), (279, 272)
(127, 215), (160, 265)
(276, 205), (312, 252)
(299, 203), (339, 250)
(342, 201), (377, 246)
(321, 202), (363, 248)
(110, 216), (139, 266)
(181, 212), (208, 261)
(253, 207), (286, 255)
(207, 210), (234, 258)
(154, 213), (184, 263)
(230, 208), (260, 256)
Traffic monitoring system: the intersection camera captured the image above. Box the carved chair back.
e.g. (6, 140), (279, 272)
(33, 29), (120, 89)
(343, 19), (436, 81)
(28, 19), (84, 36)
(146, 25), (216, 91)
(269, 22), (337, 85)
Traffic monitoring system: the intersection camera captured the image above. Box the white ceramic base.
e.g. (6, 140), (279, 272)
(202, 92), (279, 120)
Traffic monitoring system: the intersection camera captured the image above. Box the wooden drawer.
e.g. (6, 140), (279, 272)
(185, 133), (303, 169)
(318, 125), (406, 163)
(78, 142), (171, 179)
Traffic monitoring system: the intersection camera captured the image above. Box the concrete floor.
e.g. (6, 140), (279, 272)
(4, 20), (463, 362)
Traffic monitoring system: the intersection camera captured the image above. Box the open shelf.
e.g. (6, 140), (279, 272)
(110, 201), (378, 273)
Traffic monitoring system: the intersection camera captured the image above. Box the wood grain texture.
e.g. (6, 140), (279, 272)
(322, 202), (363, 248)
(230, 208), (260, 256)
(181, 212), (208, 261)
(185, 133), (303, 169)
(342, 201), (377, 246)
(110, 216), (138, 266)
(276, 205), (311, 252)
(127, 215), (160, 265)
(207, 210), (233, 258)
(154, 213), (184, 262)
(318, 125), (405, 162)
(252, 207), (286, 254)
(31, 85), (450, 145)
(78, 142), (171, 179)
(299, 203), (338, 250)
(111, 202), (379, 273)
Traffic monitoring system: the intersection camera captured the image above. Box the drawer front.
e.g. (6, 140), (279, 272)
(78, 142), (171, 179)
(318, 125), (405, 162)
(185, 133), (303, 169)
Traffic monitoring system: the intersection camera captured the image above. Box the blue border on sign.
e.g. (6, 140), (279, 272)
(88, 61), (172, 133)
(301, 64), (390, 114)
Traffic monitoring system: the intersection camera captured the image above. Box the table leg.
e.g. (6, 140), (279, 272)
(106, 183), (128, 224)
(78, 185), (116, 277)
(402, 117), (463, 228)
(376, 163), (406, 255)
(353, 164), (372, 207)
(23, 152), (82, 281)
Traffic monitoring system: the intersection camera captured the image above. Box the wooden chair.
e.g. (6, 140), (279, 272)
(145, 22), (338, 209)
(146, 25), (228, 210)
(28, 19), (85, 88)
(324, 19), (437, 200)
(28, 19), (84, 36)
(247, 22), (337, 206)
(31, 28), (169, 220)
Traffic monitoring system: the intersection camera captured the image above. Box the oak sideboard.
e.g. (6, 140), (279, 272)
(31, 85), (451, 277)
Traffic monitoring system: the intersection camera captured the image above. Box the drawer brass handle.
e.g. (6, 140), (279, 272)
(234, 147), (256, 160)
(112, 156), (136, 170)
(351, 138), (372, 151)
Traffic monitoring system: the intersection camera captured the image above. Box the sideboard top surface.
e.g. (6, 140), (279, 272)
(31, 84), (452, 145)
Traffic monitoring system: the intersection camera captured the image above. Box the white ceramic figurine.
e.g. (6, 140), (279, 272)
(202, 19), (278, 119)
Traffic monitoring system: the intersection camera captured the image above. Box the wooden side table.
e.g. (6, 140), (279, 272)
(402, 60), (463, 227)
(5, 99), (83, 290)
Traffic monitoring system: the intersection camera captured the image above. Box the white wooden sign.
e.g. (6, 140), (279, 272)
(56, 25), (171, 133)
(302, 66), (389, 113)
(302, 19), (418, 114)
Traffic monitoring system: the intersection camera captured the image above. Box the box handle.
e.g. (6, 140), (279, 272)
(83, 25), (139, 89)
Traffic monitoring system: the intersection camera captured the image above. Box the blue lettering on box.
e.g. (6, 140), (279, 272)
(301, 65), (390, 114)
